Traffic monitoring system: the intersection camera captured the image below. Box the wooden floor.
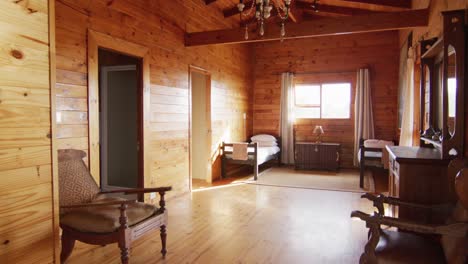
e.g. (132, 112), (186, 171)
(68, 183), (374, 263)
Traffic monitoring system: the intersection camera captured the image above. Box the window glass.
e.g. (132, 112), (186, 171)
(294, 82), (351, 119)
(322, 83), (351, 118)
(295, 85), (320, 106)
(295, 107), (320, 119)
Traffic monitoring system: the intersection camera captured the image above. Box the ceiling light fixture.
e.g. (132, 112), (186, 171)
(238, 0), (292, 41)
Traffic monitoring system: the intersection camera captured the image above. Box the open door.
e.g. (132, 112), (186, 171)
(190, 67), (212, 189)
(99, 60), (141, 191)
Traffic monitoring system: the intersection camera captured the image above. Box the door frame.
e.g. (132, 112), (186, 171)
(88, 30), (151, 193)
(189, 65), (212, 190)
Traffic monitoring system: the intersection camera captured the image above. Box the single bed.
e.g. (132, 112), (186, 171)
(221, 137), (281, 180)
(358, 138), (395, 188)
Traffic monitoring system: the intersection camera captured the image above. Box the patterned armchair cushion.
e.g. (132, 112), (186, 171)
(58, 149), (100, 210)
(60, 197), (159, 233)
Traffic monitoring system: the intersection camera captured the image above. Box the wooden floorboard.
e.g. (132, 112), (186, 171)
(67, 184), (374, 263)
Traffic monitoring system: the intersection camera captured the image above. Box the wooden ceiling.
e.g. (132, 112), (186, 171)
(206, 0), (411, 22)
(185, 0), (427, 46)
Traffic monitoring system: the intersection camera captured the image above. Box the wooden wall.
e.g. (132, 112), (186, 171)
(252, 31), (400, 168)
(55, 0), (253, 197)
(0, 0), (58, 263)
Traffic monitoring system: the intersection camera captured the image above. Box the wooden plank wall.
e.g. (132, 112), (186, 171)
(0, 0), (57, 263)
(252, 31), (400, 168)
(402, 0), (468, 157)
(55, 0), (253, 197)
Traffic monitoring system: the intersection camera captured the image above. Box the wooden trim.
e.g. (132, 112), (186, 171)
(87, 30), (151, 195)
(185, 9), (429, 46)
(342, 0), (411, 8)
(48, 0), (59, 262)
(188, 66), (212, 187)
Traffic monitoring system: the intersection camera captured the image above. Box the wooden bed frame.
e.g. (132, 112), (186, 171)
(221, 137), (281, 180)
(358, 138), (396, 188)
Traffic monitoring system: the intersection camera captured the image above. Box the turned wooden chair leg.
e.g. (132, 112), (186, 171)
(160, 225), (167, 257)
(60, 230), (76, 263)
(118, 204), (130, 264)
(119, 243), (130, 264)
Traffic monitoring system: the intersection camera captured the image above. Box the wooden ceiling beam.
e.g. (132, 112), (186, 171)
(296, 1), (381, 16)
(271, 0), (300, 23)
(342, 0), (411, 9)
(185, 8), (428, 46)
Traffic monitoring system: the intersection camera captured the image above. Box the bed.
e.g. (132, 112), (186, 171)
(358, 138), (395, 188)
(221, 137), (281, 180)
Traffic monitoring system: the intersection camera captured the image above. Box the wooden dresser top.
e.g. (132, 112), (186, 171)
(386, 146), (450, 165)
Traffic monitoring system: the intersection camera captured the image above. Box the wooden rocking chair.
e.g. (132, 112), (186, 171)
(58, 149), (172, 264)
(351, 158), (468, 264)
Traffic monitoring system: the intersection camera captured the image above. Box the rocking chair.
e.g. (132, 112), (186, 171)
(58, 149), (172, 264)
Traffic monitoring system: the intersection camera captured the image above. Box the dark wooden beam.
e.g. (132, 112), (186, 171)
(296, 1), (382, 16)
(342, 0), (411, 9)
(185, 9), (428, 46)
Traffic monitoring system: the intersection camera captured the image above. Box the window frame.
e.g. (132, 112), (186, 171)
(294, 82), (352, 120)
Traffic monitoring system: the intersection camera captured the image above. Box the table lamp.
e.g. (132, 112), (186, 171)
(313, 125), (324, 143)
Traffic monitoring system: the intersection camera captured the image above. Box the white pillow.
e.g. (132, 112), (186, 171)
(251, 134), (277, 142)
(253, 141), (278, 147)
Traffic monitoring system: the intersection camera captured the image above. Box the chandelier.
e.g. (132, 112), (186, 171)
(237, 0), (292, 41)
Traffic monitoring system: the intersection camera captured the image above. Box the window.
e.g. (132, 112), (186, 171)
(294, 83), (351, 119)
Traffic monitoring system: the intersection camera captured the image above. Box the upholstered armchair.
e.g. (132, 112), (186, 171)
(352, 158), (468, 264)
(58, 149), (172, 264)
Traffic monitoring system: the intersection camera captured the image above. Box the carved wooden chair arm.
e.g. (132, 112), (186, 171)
(361, 193), (453, 216)
(100, 186), (172, 212)
(351, 210), (468, 237)
(60, 199), (137, 209)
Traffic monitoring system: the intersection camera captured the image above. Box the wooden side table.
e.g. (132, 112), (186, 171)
(295, 142), (340, 171)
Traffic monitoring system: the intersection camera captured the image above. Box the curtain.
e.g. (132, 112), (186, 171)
(354, 68), (375, 167)
(399, 48), (415, 146)
(280, 72), (295, 164)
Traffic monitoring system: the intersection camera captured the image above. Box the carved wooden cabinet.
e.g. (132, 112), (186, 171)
(386, 146), (455, 223)
(295, 142), (340, 171)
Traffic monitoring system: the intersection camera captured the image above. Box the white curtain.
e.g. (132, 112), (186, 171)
(354, 68), (375, 166)
(280, 72), (295, 164)
(399, 48), (415, 146)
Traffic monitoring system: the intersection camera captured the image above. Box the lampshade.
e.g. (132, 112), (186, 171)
(313, 125), (324, 135)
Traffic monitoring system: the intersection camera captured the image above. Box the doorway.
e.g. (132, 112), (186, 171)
(98, 48), (142, 191)
(190, 67), (212, 189)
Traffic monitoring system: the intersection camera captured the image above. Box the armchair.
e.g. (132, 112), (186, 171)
(58, 149), (172, 264)
(352, 158), (468, 264)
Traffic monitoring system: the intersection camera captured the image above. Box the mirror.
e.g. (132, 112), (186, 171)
(423, 65), (431, 131)
(447, 45), (456, 136)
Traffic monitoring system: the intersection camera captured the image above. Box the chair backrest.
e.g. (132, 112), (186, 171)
(58, 149), (100, 211)
(441, 158), (468, 263)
